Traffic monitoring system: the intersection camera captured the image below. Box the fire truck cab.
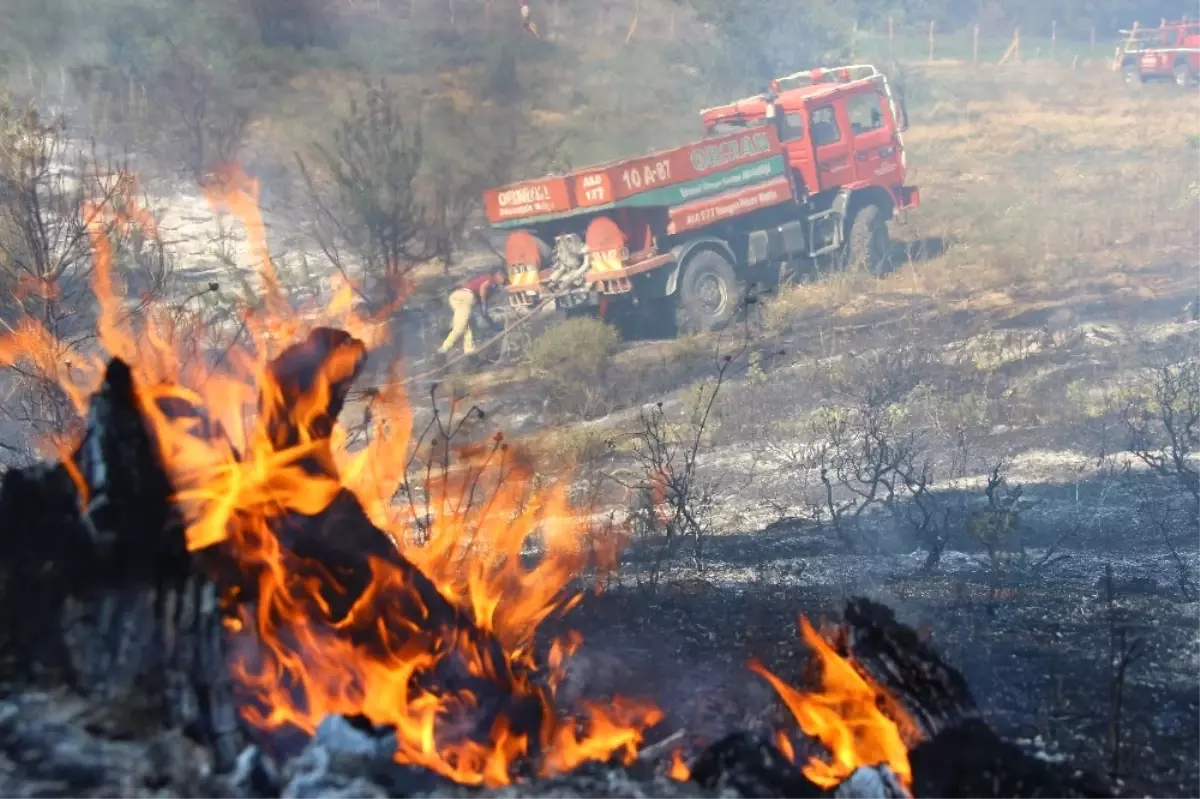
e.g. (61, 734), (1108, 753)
(701, 65), (914, 208)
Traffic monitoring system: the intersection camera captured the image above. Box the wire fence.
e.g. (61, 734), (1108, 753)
(851, 18), (1127, 68)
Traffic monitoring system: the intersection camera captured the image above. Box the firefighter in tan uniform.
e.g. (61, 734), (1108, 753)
(520, 1), (540, 38)
(439, 268), (507, 357)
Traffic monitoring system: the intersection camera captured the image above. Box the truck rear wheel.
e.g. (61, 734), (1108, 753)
(844, 204), (892, 276)
(677, 250), (742, 333)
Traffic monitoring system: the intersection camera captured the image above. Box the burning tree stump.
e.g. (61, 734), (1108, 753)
(0, 358), (239, 766)
(0, 327), (548, 781)
(840, 598), (1115, 799)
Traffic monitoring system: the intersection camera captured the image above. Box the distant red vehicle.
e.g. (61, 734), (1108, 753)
(482, 64), (919, 334)
(1115, 20), (1200, 86)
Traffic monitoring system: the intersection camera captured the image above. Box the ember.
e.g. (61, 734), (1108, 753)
(0, 163), (1116, 799)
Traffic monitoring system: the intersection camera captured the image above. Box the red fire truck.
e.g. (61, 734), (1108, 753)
(1116, 20), (1200, 86)
(482, 64), (919, 334)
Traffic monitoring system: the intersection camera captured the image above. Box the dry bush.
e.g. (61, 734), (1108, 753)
(525, 317), (621, 420)
(614, 354), (739, 591)
(1121, 356), (1199, 599)
(0, 99), (161, 460)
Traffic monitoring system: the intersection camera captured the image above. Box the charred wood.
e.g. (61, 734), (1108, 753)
(260, 326), (367, 473)
(688, 731), (823, 798)
(840, 597), (977, 739)
(0, 358), (238, 767)
(0, 463), (92, 682)
(837, 598), (1115, 798)
(218, 327), (546, 762)
(226, 487), (547, 763)
(909, 719), (1114, 799)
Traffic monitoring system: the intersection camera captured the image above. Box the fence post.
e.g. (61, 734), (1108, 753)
(928, 20), (936, 62)
(624, 0), (639, 45)
(1090, 26), (1096, 54)
(1051, 20), (1057, 59)
(999, 25), (1021, 64)
(888, 15), (894, 59)
(851, 19), (858, 60)
(973, 23), (980, 65)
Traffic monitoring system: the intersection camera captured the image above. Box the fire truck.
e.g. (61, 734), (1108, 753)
(482, 64), (919, 334)
(1115, 20), (1200, 86)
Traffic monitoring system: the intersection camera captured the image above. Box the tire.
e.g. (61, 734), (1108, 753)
(676, 249), (743, 333)
(843, 204), (892, 276)
(1174, 61), (1195, 87)
(1122, 62), (1142, 85)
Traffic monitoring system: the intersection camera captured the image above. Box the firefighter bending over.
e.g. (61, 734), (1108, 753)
(520, 1), (540, 38)
(439, 267), (507, 357)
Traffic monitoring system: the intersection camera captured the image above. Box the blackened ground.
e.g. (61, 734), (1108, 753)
(543, 552), (1199, 798)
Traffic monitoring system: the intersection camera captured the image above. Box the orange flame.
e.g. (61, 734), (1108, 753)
(749, 616), (916, 790)
(201, 164), (284, 312)
(0, 163), (656, 786)
(668, 747), (691, 781)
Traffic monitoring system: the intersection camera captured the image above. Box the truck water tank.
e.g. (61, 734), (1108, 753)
(504, 230), (550, 286)
(585, 215), (629, 272)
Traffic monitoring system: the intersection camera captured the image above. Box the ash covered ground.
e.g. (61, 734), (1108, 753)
(467, 257), (1200, 798)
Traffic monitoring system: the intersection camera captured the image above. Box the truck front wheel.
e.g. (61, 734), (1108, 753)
(1122, 62), (1142, 85)
(677, 249), (743, 333)
(844, 204), (892, 275)
(1174, 61), (1195, 87)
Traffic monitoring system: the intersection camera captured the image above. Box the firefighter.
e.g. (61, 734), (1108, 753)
(438, 267), (507, 358)
(520, 0), (540, 38)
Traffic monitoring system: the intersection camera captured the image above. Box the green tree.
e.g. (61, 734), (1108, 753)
(297, 79), (436, 308)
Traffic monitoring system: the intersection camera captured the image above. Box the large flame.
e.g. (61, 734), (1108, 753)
(0, 164), (656, 786)
(749, 616), (916, 790)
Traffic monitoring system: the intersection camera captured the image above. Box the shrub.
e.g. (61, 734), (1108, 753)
(525, 317), (621, 419)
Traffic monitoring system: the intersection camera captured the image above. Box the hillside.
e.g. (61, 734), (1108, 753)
(0, 2), (1196, 797)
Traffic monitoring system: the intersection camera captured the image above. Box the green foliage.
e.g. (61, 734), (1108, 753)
(525, 317), (621, 419)
(298, 79), (432, 304)
(526, 317), (621, 379)
(966, 467), (1028, 575)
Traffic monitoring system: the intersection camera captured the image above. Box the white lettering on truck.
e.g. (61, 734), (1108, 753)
(580, 174), (608, 202)
(620, 159), (671, 193)
(497, 184), (552, 207)
(689, 132), (771, 172)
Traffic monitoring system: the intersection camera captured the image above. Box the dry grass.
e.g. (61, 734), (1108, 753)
(764, 63), (1197, 334)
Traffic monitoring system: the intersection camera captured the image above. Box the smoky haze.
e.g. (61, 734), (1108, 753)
(0, 0), (1196, 797)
